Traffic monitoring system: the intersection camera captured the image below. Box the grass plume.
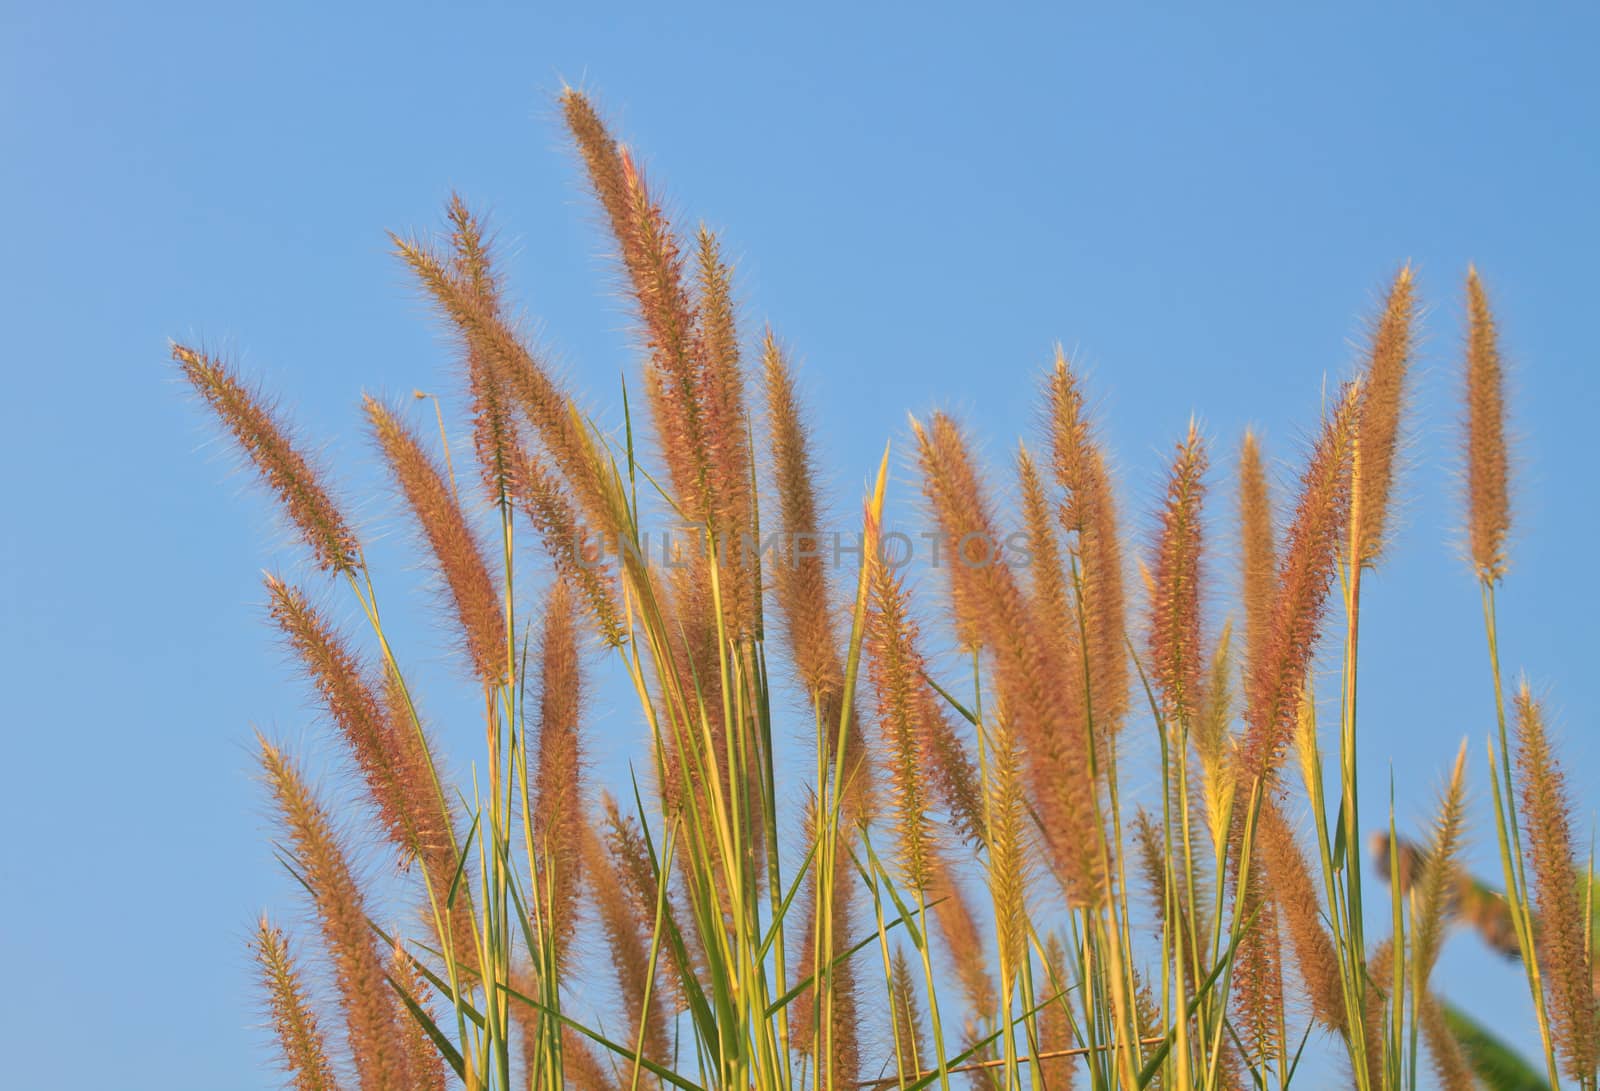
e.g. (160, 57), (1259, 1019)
(175, 344), (359, 572)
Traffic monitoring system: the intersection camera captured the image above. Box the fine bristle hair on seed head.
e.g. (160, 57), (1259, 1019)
(1465, 266), (1511, 583)
(1148, 421), (1208, 732)
(762, 332), (845, 699)
(257, 736), (408, 1091)
(174, 344), (360, 573)
(263, 575), (460, 898)
(392, 231), (618, 540)
(251, 916), (338, 1091)
(1046, 350), (1129, 747)
(914, 408), (1105, 904)
(1352, 263), (1416, 567)
(1513, 683), (1599, 1079)
(441, 196), (518, 508)
(583, 817), (672, 1067)
(1237, 383), (1358, 799)
(1238, 431), (1277, 691)
(865, 556), (937, 894)
(389, 941), (447, 1091)
(364, 394), (508, 687)
(531, 579), (586, 970)
(1257, 800), (1347, 1034)
(509, 444), (626, 646)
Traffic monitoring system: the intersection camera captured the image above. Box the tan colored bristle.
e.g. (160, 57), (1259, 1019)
(264, 577), (459, 894)
(1232, 860), (1285, 1068)
(889, 946), (928, 1075)
(174, 344), (359, 572)
(1352, 264), (1416, 566)
(562, 89), (721, 536)
(509, 445), (625, 646)
(1238, 431), (1276, 689)
(392, 234), (616, 537)
(1038, 933), (1077, 1090)
(558, 1029), (618, 1091)
(443, 196), (517, 507)
(251, 917), (338, 1091)
(615, 148), (721, 529)
(376, 662), (478, 966)
(1413, 741), (1469, 977)
(258, 737), (406, 1091)
(984, 720), (1031, 978)
(389, 941), (447, 1091)
(583, 818), (672, 1067)
(927, 845), (998, 1018)
(560, 88), (636, 250)
(1465, 267), (1511, 583)
(762, 333), (873, 816)
(1514, 684), (1598, 1078)
(921, 689), (986, 848)
(1419, 992), (1474, 1091)
(531, 581), (586, 969)
(790, 821), (862, 1090)
(695, 226), (760, 634)
(1257, 801), (1346, 1032)
(1016, 441), (1073, 631)
(600, 792), (696, 1012)
(862, 549), (982, 844)
(1194, 622), (1238, 848)
(915, 409), (1104, 905)
(1238, 384), (1358, 796)
(365, 395), (508, 686)
(762, 333), (846, 700)
(866, 558), (938, 891)
(1148, 422), (1208, 731)
(1131, 811), (1201, 981)
(1047, 351), (1130, 744)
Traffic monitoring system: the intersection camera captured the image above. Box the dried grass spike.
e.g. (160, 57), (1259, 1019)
(259, 737), (405, 1091)
(1238, 384), (1358, 796)
(1465, 267), (1511, 583)
(1148, 422), (1208, 730)
(174, 344), (359, 572)
(1353, 264), (1416, 566)
(389, 941), (447, 1091)
(1238, 431), (1276, 686)
(251, 917), (339, 1091)
(531, 580), (587, 968)
(366, 395), (507, 686)
(1514, 684), (1598, 1078)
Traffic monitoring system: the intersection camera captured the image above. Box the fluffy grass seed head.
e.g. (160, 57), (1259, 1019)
(258, 736), (407, 1091)
(1352, 263), (1416, 567)
(1514, 683), (1599, 1078)
(530, 580), (587, 968)
(1465, 266), (1511, 583)
(175, 344), (359, 573)
(365, 394), (508, 686)
(251, 916), (339, 1091)
(1148, 421), (1208, 731)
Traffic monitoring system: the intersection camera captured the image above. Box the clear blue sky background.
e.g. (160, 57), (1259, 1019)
(3, 3), (1597, 1088)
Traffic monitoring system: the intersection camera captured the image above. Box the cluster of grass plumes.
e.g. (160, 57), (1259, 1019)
(177, 89), (1597, 1091)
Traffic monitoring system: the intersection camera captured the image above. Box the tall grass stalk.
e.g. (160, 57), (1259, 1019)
(175, 92), (1594, 1091)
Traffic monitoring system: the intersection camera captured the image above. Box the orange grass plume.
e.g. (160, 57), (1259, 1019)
(258, 736), (409, 1091)
(365, 394), (508, 687)
(174, 344), (359, 573)
(1514, 684), (1599, 1079)
(251, 917), (339, 1091)
(1465, 266), (1511, 584)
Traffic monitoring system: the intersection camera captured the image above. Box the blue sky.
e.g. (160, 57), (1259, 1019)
(3, 3), (1597, 1087)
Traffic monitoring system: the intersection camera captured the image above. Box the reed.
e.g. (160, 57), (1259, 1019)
(175, 88), (1594, 1091)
